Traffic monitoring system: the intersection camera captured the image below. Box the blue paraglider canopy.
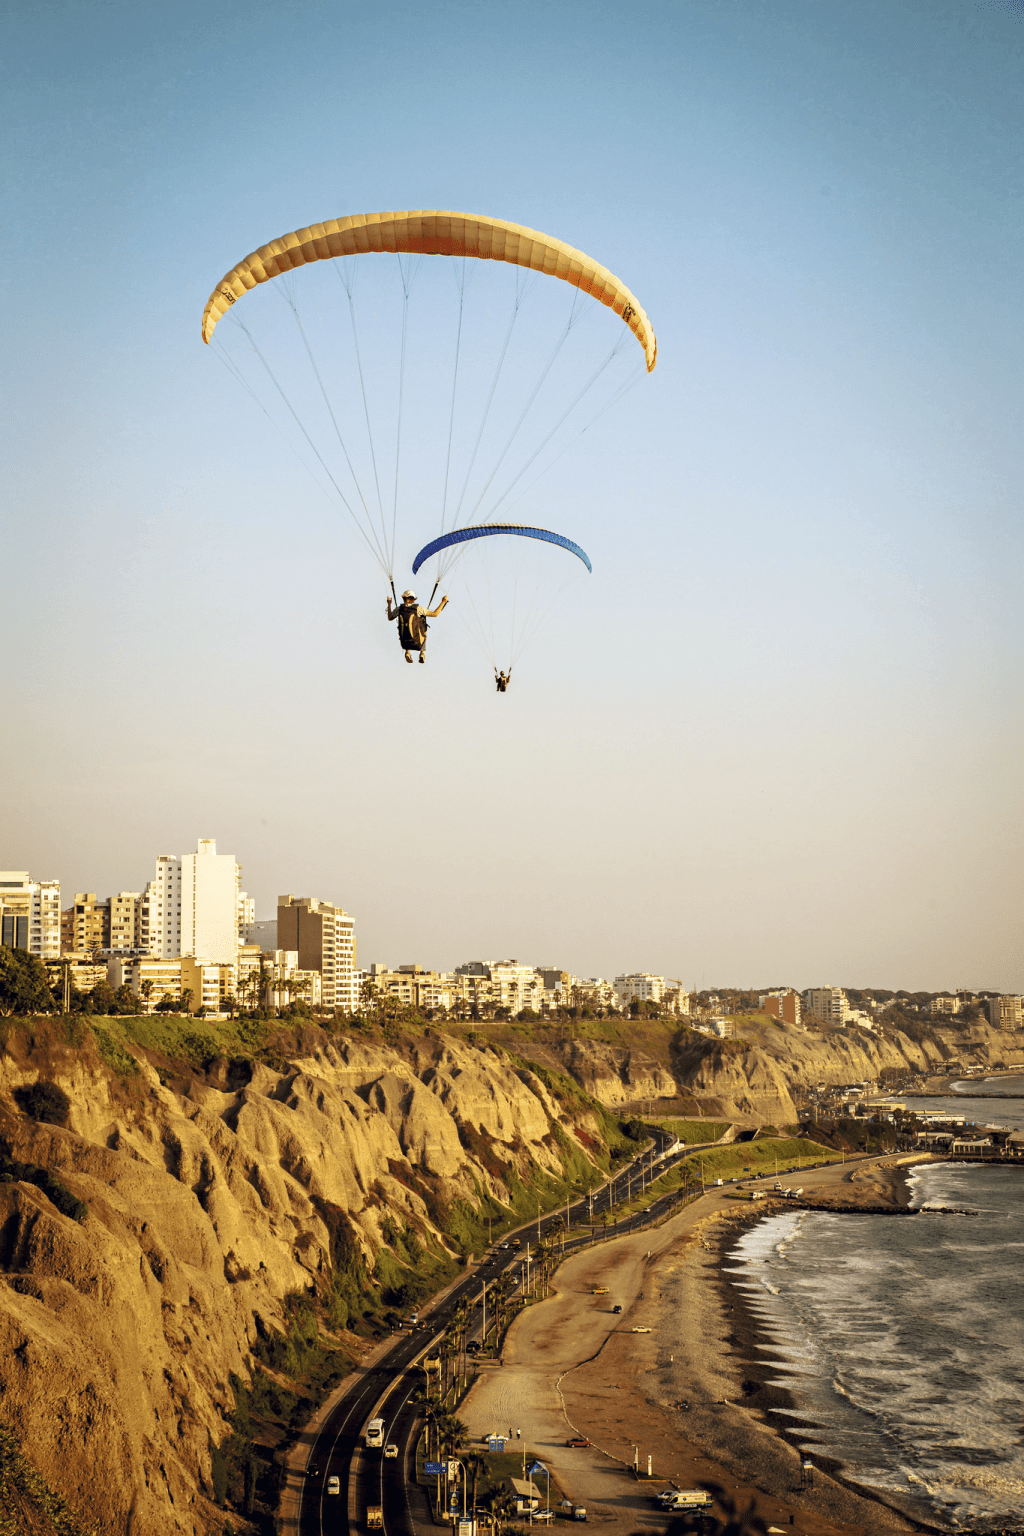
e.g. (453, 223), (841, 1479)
(411, 523), (592, 576)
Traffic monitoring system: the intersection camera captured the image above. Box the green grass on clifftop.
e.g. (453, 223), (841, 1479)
(648, 1118), (730, 1144)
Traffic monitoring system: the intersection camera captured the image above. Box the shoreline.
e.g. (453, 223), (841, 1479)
(457, 1157), (932, 1535)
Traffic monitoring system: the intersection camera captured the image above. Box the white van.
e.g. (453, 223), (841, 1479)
(365, 1419), (385, 1448)
(659, 1491), (713, 1510)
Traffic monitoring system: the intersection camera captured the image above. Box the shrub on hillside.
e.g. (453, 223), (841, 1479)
(13, 1080), (71, 1127)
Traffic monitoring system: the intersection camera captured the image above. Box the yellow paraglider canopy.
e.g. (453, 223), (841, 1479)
(201, 209), (657, 370)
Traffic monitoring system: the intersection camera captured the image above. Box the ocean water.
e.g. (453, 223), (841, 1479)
(724, 1164), (1024, 1532)
(905, 1074), (1024, 1132)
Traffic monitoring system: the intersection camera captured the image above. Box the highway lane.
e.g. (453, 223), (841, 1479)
(299, 1129), (717, 1536)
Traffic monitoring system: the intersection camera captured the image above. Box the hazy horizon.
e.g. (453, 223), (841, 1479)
(3, 0), (1021, 992)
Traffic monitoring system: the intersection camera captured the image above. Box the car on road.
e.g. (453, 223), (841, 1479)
(327, 1476), (341, 1495)
(384, 1444), (398, 1460)
(612, 1304), (623, 1313)
(565, 1437), (591, 1447)
(631, 1325), (651, 1333)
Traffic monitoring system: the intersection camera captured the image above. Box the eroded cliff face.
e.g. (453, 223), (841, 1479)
(671, 1021), (1003, 1122)
(0, 1028), (603, 1536)
(541, 1019), (1008, 1124)
(548, 1039), (677, 1108)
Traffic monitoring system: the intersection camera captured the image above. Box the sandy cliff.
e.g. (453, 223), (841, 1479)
(0, 1027), (603, 1536)
(543, 1018), (1012, 1123)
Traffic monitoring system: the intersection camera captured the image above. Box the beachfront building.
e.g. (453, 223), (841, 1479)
(181, 840), (244, 962)
(802, 986), (850, 1027)
(179, 956), (238, 1014)
(613, 972), (666, 1007)
(929, 995), (963, 1014)
(277, 893), (357, 1012)
(139, 855), (183, 957)
(580, 976), (619, 1009)
(61, 893), (111, 954)
(109, 891), (141, 951)
(759, 989), (802, 1026)
(365, 964), (454, 1011)
(536, 967), (571, 1008)
(0, 872), (62, 959)
(987, 995), (1023, 1030)
(138, 839), (251, 963)
(107, 956), (183, 1010)
(489, 961), (546, 1013)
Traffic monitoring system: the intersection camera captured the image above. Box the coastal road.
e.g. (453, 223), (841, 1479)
(295, 1129), (743, 1536)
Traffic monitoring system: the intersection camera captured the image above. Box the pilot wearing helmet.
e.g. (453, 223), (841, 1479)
(386, 588), (448, 663)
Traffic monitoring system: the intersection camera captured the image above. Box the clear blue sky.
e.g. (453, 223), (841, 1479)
(3, 0), (1021, 990)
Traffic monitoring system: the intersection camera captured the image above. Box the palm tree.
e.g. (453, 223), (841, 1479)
(290, 973), (312, 1012)
(466, 1452), (486, 1520)
(139, 979), (154, 1014)
(440, 1415), (469, 1459)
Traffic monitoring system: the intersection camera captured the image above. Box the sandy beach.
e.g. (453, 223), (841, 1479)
(458, 1156), (935, 1535)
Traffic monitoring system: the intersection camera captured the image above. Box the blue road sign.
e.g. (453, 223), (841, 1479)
(425, 1462), (446, 1474)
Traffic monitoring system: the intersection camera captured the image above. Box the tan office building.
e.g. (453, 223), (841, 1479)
(278, 894), (357, 1011)
(802, 987), (850, 1027)
(988, 995), (1023, 1031)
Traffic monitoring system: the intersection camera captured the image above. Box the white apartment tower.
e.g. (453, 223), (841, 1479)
(0, 873), (61, 958)
(140, 856), (184, 958)
(614, 973), (666, 1006)
(140, 839), (250, 963)
(181, 839), (240, 962)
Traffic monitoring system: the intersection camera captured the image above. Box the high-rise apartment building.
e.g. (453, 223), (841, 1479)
(61, 893), (111, 954)
(109, 892), (141, 951)
(138, 839), (250, 962)
(614, 973), (666, 1006)
(238, 890), (255, 948)
(988, 995), (1023, 1031)
(181, 839), (241, 962)
(278, 894), (357, 1012)
(139, 855), (184, 958)
(802, 987), (850, 1027)
(0, 872), (61, 958)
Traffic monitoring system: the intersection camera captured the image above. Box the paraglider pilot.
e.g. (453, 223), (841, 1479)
(387, 588), (448, 663)
(495, 669), (511, 693)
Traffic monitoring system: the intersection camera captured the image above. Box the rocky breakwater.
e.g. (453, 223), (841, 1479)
(0, 1024), (615, 1536)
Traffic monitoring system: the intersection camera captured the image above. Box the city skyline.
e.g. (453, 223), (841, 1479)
(3, 1), (1021, 993)
(3, 832), (1020, 998)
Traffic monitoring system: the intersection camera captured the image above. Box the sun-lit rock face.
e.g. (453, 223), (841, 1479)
(0, 1030), (598, 1536)
(553, 1039), (678, 1107)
